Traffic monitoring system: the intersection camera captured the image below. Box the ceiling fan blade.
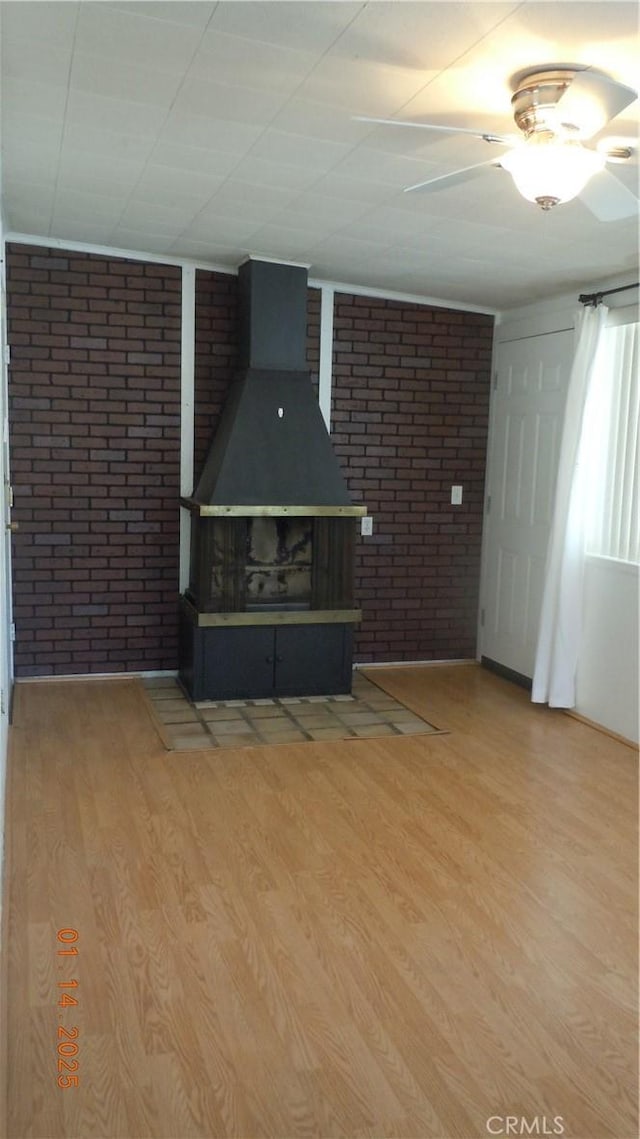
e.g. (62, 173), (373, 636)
(405, 157), (505, 194)
(579, 168), (639, 221)
(352, 115), (513, 145)
(557, 69), (638, 138)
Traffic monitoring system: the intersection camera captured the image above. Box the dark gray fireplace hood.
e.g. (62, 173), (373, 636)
(183, 259), (364, 517)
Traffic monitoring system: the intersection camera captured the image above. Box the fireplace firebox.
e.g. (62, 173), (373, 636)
(186, 512), (357, 615)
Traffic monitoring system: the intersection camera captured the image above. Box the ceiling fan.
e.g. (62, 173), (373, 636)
(355, 66), (638, 219)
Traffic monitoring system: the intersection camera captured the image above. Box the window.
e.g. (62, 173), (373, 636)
(585, 318), (639, 564)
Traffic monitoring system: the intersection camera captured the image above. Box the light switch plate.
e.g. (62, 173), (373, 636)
(451, 485), (463, 505)
(361, 516), (373, 536)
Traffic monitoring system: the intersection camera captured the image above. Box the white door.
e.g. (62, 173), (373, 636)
(479, 329), (572, 678)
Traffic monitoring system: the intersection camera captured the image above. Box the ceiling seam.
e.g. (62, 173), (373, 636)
(164, 2), (373, 253)
(102, 2), (222, 246)
(49, 1), (82, 240)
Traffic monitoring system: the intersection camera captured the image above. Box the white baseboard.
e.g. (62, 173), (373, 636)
(14, 670), (178, 684)
(355, 658), (476, 670)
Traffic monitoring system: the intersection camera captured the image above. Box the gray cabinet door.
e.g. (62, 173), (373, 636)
(274, 624), (352, 696)
(203, 626), (275, 700)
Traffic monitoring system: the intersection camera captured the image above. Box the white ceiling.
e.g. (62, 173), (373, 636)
(1, 0), (638, 311)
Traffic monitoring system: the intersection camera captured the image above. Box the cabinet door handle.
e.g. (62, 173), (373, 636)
(265, 655), (274, 664)
(275, 655), (283, 663)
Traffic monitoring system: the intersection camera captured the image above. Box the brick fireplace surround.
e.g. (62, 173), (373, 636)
(6, 244), (493, 678)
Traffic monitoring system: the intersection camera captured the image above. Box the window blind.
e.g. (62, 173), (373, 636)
(586, 321), (639, 564)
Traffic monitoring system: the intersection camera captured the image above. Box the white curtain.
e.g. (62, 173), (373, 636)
(531, 303), (609, 707)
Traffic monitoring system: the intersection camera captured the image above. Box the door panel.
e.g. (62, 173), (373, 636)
(203, 626), (275, 700)
(531, 414), (560, 525)
(480, 330), (572, 678)
(275, 624), (351, 696)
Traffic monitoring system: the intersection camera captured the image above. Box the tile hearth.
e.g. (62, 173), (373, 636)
(143, 672), (441, 751)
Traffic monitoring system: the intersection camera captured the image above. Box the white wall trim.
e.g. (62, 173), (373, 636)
(356, 658), (476, 669)
(308, 275), (497, 316)
(179, 266), (195, 594)
(14, 670), (178, 683)
(5, 231), (235, 276)
(6, 231), (499, 316)
(17, 662), (475, 680)
(318, 285), (334, 431)
(8, 231), (636, 324)
(496, 272), (639, 341)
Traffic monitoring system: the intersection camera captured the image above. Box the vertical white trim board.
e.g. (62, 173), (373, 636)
(319, 285), (334, 432)
(179, 266), (195, 594)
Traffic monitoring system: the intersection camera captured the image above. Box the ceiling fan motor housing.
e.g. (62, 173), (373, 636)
(511, 69), (579, 136)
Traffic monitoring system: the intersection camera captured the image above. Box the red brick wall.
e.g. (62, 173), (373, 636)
(193, 270), (239, 484)
(307, 287), (321, 397)
(6, 254), (492, 676)
(332, 293), (493, 662)
(7, 244), (181, 676)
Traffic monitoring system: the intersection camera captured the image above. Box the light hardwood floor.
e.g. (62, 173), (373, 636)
(3, 664), (638, 1139)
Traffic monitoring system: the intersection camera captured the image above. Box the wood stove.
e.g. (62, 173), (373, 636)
(179, 260), (365, 702)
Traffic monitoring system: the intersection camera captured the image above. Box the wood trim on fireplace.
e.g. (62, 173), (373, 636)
(181, 598), (362, 627)
(181, 498), (367, 518)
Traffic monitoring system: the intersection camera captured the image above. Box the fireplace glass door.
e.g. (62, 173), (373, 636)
(188, 515), (355, 615)
(245, 517), (312, 611)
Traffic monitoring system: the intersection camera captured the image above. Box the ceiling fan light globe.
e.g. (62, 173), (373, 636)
(501, 138), (606, 207)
